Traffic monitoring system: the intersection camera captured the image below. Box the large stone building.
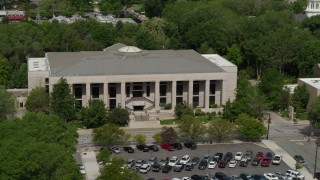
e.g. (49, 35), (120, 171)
(28, 43), (237, 112)
(305, 0), (320, 17)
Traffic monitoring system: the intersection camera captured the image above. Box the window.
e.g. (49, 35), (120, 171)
(45, 85), (49, 93)
(312, 3), (315, 9)
(210, 81), (216, 95)
(133, 83), (143, 90)
(92, 84), (99, 98)
(19, 102), (24, 108)
(209, 96), (215, 105)
(176, 97), (183, 104)
(160, 97), (166, 107)
(193, 97), (199, 108)
(193, 81), (199, 95)
(109, 86), (116, 98)
(74, 85), (82, 99)
(160, 83), (167, 96)
(317, 3), (319, 9)
(146, 85), (150, 97)
(109, 99), (116, 109)
(45, 78), (49, 84)
(177, 82), (183, 96)
(126, 84), (130, 97)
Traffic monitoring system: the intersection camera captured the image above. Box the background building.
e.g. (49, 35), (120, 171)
(305, 0), (320, 17)
(28, 43), (237, 113)
(298, 78), (320, 105)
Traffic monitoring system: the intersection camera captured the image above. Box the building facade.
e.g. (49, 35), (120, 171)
(298, 78), (320, 105)
(305, 0), (320, 17)
(28, 44), (237, 112)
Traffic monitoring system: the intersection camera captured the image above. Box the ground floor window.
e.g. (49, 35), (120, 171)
(75, 100), (82, 110)
(109, 85), (116, 98)
(160, 97), (166, 107)
(176, 97), (183, 104)
(209, 96), (215, 106)
(193, 96), (199, 108)
(109, 99), (116, 109)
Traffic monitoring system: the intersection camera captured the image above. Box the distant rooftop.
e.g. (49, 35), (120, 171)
(283, 84), (297, 94)
(299, 78), (320, 89)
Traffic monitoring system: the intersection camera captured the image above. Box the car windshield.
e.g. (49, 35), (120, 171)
(236, 153), (241, 155)
(137, 160), (142, 163)
(170, 159), (176, 163)
(274, 156), (280, 160)
(182, 157), (188, 160)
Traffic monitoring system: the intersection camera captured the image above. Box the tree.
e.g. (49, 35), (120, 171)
(50, 78), (75, 121)
(107, 107), (129, 126)
(82, 99), (107, 128)
(298, 40), (320, 77)
(225, 44), (243, 66)
(96, 149), (111, 164)
(133, 133), (146, 144)
(174, 103), (194, 119)
(121, 133), (132, 146)
(235, 113), (267, 141)
(160, 126), (179, 143)
(98, 157), (142, 180)
(0, 86), (16, 120)
(292, 84), (309, 111)
(207, 118), (236, 143)
(9, 63), (27, 88)
(0, 56), (11, 87)
(308, 97), (320, 127)
(152, 132), (162, 144)
(93, 124), (126, 148)
(25, 86), (50, 113)
(178, 115), (206, 142)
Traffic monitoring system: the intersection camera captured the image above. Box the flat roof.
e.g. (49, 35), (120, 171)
(202, 54), (236, 67)
(299, 78), (320, 89)
(47, 44), (225, 76)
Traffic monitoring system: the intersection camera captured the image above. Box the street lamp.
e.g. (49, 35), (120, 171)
(263, 112), (271, 140)
(314, 137), (320, 178)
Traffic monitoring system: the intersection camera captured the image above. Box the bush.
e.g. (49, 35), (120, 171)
(206, 112), (216, 120)
(108, 108), (129, 126)
(195, 108), (205, 116)
(152, 133), (162, 144)
(164, 103), (172, 110)
(209, 104), (218, 108)
(134, 134), (146, 144)
(174, 103), (194, 119)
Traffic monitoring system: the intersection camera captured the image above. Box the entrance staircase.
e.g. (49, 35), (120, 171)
(134, 111), (149, 121)
(125, 97), (155, 111)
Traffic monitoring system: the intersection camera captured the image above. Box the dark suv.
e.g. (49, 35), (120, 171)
(171, 143), (183, 150)
(213, 153), (223, 163)
(224, 152), (233, 162)
(184, 142), (197, 150)
(136, 144), (149, 152)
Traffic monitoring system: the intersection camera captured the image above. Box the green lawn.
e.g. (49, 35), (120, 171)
(160, 116), (218, 125)
(296, 112), (309, 120)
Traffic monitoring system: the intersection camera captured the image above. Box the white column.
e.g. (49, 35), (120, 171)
(188, 80), (193, 106)
(205, 80), (210, 109)
(171, 81), (176, 110)
(155, 81), (160, 110)
(104, 83), (109, 108)
(86, 83), (91, 106)
(121, 82), (125, 108)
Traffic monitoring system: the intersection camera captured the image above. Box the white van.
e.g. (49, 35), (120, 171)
(285, 169), (305, 180)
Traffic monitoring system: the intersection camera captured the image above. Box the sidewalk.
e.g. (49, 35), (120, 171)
(80, 147), (100, 180)
(262, 139), (315, 180)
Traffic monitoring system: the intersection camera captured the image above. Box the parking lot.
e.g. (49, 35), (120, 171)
(113, 143), (291, 179)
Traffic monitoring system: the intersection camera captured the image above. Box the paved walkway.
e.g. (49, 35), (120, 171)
(80, 147), (100, 180)
(262, 139), (315, 180)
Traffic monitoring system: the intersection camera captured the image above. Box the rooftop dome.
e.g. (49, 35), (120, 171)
(118, 46), (142, 53)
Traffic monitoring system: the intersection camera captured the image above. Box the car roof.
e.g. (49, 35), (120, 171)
(141, 164), (150, 168)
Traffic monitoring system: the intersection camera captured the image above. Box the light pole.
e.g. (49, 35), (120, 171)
(263, 112), (271, 140)
(314, 137), (319, 178)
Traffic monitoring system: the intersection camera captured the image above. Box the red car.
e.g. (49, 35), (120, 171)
(255, 152), (264, 160)
(218, 160), (227, 168)
(161, 143), (176, 151)
(261, 157), (271, 167)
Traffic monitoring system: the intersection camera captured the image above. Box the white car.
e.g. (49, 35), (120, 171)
(228, 160), (237, 168)
(272, 154), (282, 165)
(182, 178), (191, 180)
(139, 164), (151, 173)
(169, 156), (179, 166)
(110, 146), (120, 154)
(180, 155), (190, 164)
(234, 152), (243, 161)
(264, 173), (279, 180)
(79, 165), (86, 174)
(208, 161), (217, 169)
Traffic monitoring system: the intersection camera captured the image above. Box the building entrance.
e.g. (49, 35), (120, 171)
(133, 105), (144, 111)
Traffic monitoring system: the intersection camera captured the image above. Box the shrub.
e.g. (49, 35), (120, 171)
(209, 104), (218, 108)
(195, 108), (205, 116)
(164, 103), (172, 110)
(134, 134), (146, 144)
(175, 103), (194, 119)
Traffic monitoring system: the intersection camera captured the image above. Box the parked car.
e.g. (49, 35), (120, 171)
(286, 169), (305, 180)
(215, 171), (230, 180)
(294, 155), (305, 163)
(261, 157), (271, 167)
(140, 164), (151, 173)
(191, 157), (200, 165)
(204, 154), (210, 162)
(135, 159), (145, 168)
(159, 157), (169, 167)
(126, 159), (135, 168)
(162, 164), (172, 173)
(180, 155), (191, 164)
(152, 164), (162, 172)
(274, 172), (287, 179)
(185, 163), (194, 171)
(252, 158), (261, 166)
(239, 173), (253, 180)
(123, 146), (134, 153)
(251, 174), (267, 180)
(263, 173), (279, 180)
(110, 146), (120, 154)
(161, 143), (176, 151)
(148, 145), (159, 152)
(228, 160), (237, 168)
(198, 159), (208, 170)
(240, 158), (249, 167)
(224, 152), (233, 162)
(213, 153), (224, 163)
(171, 143), (183, 150)
(136, 144), (149, 152)
(255, 152), (264, 160)
(174, 162), (184, 172)
(266, 152), (273, 160)
(235, 152), (243, 161)
(184, 142), (197, 150)
(245, 150), (253, 161)
(218, 160), (228, 168)
(272, 155), (282, 165)
(208, 160), (217, 169)
(148, 156), (158, 166)
(79, 165), (86, 174)
(168, 156), (179, 166)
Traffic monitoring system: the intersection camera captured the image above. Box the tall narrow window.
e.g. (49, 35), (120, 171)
(210, 81), (216, 95)
(92, 84), (99, 98)
(109, 85), (116, 98)
(146, 85), (150, 97)
(193, 81), (200, 95)
(160, 83), (167, 96)
(126, 83), (130, 97)
(177, 82), (183, 96)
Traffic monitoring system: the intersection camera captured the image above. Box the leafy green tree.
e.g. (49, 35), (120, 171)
(82, 99), (107, 128)
(50, 78), (75, 121)
(308, 97), (320, 127)
(160, 126), (179, 143)
(108, 107), (129, 126)
(0, 86), (16, 120)
(0, 56), (11, 87)
(152, 132), (162, 144)
(98, 157), (142, 180)
(235, 113), (267, 141)
(178, 115), (206, 142)
(207, 118), (236, 143)
(25, 86), (50, 113)
(225, 44), (243, 66)
(9, 63), (28, 88)
(174, 103), (194, 119)
(97, 149), (112, 164)
(292, 84), (309, 111)
(93, 123), (126, 148)
(298, 40), (320, 77)
(121, 133), (132, 146)
(133, 133), (146, 144)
